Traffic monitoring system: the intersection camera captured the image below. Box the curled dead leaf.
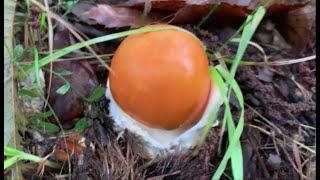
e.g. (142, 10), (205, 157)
(71, 1), (153, 28)
(170, 2), (251, 24)
(285, 5), (315, 53)
(58, 140), (82, 154)
(71, 0), (308, 29)
(125, 0), (308, 15)
(47, 26), (99, 128)
(54, 148), (69, 162)
(47, 60), (99, 128)
(55, 134), (84, 162)
(255, 20), (291, 50)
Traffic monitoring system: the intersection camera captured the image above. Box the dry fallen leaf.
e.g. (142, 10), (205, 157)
(254, 20), (291, 50)
(54, 148), (70, 162)
(169, 2), (251, 24)
(47, 26), (99, 128)
(285, 5), (315, 53)
(71, 0), (308, 28)
(71, 1), (153, 28)
(55, 134), (84, 162)
(124, 0), (308, 15)
(46, 61), (99, 128)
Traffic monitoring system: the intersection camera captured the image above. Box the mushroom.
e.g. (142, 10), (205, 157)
(105, 24), (222, 157)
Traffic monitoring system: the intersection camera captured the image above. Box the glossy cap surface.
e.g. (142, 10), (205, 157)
(109, 24), (211, 130)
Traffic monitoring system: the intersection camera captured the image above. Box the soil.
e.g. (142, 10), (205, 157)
(14, 3), (316, 180)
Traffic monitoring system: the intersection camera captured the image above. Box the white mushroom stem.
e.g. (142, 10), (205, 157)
(105, 80), (222, 157)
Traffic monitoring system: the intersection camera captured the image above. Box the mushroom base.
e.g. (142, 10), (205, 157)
(105, 81), (222, 157)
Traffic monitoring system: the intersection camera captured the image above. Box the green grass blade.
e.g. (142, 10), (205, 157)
(209, 66), (227, 95)
(217, 65), (243, 179)
(212, 6), (266, 180)
(33, 47), (42, 91)
(216, 65), (244, 179)
(39, 11), (47, 29)
(13, 44), (24, 62)
(55, 83), (71, 95)
(21, 26), (187, 78)
(19, 88), (38, 97)
(216, 66), (244, 109)
(31, 119), (60, 133)
(4, 146), (61, 169)
(88, 87), (106, 102)
(198, 0), (222, 27)
(39, 110), (53, 118)
(211, 72), (245, 180)
(226, 6), (266, 85)
(209, 66), (243, 179)
(199, 66), (225, 144)
(73, 118), (88, 133)
(226, 112), (243, 179)
(4, 156), (20, 170)
(57, 70), (72, 77)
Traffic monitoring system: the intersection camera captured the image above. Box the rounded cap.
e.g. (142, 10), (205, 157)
(109, 24), (211, 130)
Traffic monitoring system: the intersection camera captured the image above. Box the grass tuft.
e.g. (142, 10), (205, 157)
(202, 5), (266, 180)
(4, 146), (61, 170)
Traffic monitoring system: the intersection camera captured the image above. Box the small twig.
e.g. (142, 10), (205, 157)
(198, 0), (222, 27)
(297, 123), (316, 130)
(43, 0), (54, 109)
(292, 137), (304, 180)
(248, 135), (270, 178)
(301, 155), (315, 168)
(222, 54), (316, 66)
(272, 135), (280, 156)
(230, 38), (268, 63)
(278, 141), (308, 179)
(55, 174), (72, 179)
(291, 78), (310, 99)
(245, 104), (282, 134)
(247, 124), (315, 154)
(35, 148), (56, 177)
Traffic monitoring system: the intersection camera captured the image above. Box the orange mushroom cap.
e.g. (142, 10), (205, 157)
(109, 24), (212, 130)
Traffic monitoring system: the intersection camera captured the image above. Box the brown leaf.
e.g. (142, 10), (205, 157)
(71, 1), (151, 28)
(71, 0), (308, 29)
(285, 5), (315, 53)
(126, 0), (308, 13)
(46, 60), (99, 128)
(54, 133), (84, 162)
(170, 2), (251, 24)
(54, 148), (69, 162)
(126, 0), (308, 26)
(58, 139), (82, 154)
(255, 20), (291, 50)
(47, 26), (99, 128)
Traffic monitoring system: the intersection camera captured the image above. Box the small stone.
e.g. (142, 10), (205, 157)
(258, 67), (274, 83)
(245, 94), (261, 106)
(267, 154), (282, 169)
